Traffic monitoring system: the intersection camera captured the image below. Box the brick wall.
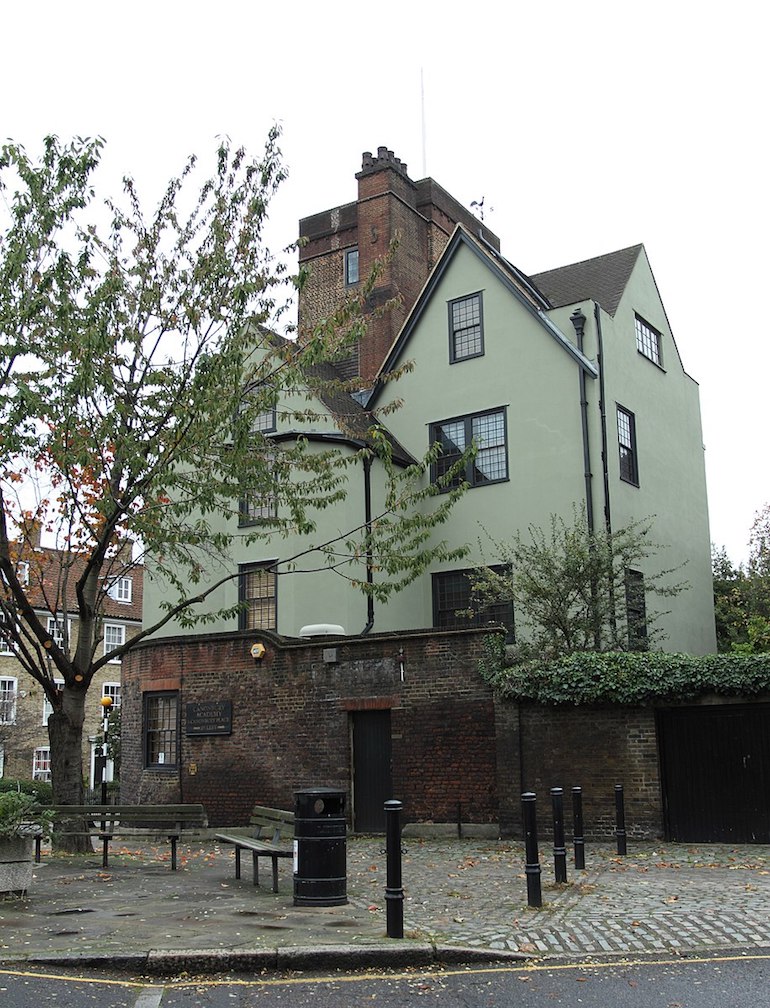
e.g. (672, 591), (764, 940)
(495, 704), (663, 841)
(121, 627), (498, 828)
(122, 627), (667, 837)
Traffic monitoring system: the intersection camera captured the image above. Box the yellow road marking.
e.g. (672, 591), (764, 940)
(2, 951), (770, 990)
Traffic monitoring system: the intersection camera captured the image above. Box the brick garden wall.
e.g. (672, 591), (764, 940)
(121, 627), (499, 828)
(495, 704), (663, 841)
(122, 628), (666, 837)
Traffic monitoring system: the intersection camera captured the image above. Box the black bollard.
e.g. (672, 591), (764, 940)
(572, 786), (585, 870)
(521, 792), (542, 908)
(551, 787), (567, 883)
(384, 799), (404, 938)
(615, 784), (627, 855)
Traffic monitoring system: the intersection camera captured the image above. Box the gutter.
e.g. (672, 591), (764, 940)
(570, 309), (594, 534)
(360, 454), (375, 635)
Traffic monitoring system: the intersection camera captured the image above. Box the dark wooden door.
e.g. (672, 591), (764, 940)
(658, 704), (770, 843)
(351, 710), (392, 833)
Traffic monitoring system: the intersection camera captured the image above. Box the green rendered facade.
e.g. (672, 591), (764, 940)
(143, 225), (715, 655)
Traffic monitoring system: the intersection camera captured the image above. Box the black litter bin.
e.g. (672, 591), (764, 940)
(293, 787), (348, 906)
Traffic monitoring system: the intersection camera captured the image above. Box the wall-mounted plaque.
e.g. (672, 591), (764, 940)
(186, 700), (232, 736)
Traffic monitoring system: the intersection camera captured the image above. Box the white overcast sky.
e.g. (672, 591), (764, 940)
(3, 0), (767, 565)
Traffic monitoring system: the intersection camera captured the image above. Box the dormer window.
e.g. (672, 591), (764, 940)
(108, 576), (132, 604)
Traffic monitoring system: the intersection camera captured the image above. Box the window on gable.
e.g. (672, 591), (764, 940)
(0, 677), (17, 724)
(104, 623), (125, 662)
(430, 408), (508, 490)
(344, 247), (359, 286)
(635, 315), (662, 366)
(625, 568), (648, 651)
(449, 292), (484, 362)
(238, 563), (277, 631)
(432, 567), (514, 640)
(617, 405), (639, 486)
(108, 577), (133, 604)
(143, 692), (178, 768)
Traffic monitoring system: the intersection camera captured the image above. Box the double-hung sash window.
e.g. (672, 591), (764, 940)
(617, 405), (639, 485)
(430, 408), (508, 489)
(0, 677), (17, 724)
(104, 623), (125, 662)
(239, 563), (278, 630)
(144, 692), (178, 768)
(42, 680), (64, 725)
(449, 292), (483, 362)
(33, 747), (51, 781)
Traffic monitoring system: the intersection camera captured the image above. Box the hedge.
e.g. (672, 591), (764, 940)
(479, 635), (770, 706)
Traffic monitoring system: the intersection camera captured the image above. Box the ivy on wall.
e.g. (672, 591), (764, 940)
(479, 634), (770, 706)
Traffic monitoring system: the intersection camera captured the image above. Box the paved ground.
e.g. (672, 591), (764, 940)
(2, 836), (770, 972)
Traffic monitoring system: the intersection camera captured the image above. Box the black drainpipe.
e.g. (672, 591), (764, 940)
(360, 454), (375, 634)
(593, 303), (612, 534)
(570, 308), (594, 535)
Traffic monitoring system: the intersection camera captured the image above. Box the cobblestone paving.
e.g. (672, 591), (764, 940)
(346, 838), (770, 957)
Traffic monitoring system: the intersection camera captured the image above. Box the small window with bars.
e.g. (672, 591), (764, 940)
(239, 564), (278, 630)
(144, 692), (178, 768)
(432, 567), (514, 640)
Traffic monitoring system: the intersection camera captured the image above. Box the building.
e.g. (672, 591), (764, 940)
(126, 148), (716, 832)
(0, 538), (143, 786)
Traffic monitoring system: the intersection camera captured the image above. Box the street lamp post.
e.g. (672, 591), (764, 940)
(100, 695), (113, 805)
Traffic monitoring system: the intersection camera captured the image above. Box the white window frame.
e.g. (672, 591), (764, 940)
(103, 681), (121, 708)
(33, 746), (51, 781)
(0, 676), (17, 724)
(104, 623), (125, 663)
(42, 679), (64, 725)
(47, 616), (72, 650)
(108, 577), (133, 604)
(0, 610), (16, 655)
(0, 745), (5, 778)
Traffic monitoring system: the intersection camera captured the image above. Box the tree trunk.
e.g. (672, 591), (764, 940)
(48, 686), (91, 854)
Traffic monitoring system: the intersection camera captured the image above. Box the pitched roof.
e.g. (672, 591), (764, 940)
(530, 244), (644, 317)
(366, 226), (598, 409)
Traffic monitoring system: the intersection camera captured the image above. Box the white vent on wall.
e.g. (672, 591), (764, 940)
(299, 624), (345, 638)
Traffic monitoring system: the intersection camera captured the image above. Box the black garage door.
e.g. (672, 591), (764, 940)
(657, 703), (770, 843)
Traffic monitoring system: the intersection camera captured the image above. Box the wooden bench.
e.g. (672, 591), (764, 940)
(215, 805), (294, 892)
(33, 804), (208, 870)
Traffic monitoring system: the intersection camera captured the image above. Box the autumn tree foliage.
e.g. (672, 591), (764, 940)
(0, 134), (465, 826)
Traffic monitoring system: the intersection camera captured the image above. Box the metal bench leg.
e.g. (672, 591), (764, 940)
(253, 850), (260, 886)
(272, 856), (279, 893)
(170, 836), (178, 871)
(102, 835), (109, 869)
(234, 846), (241, 879)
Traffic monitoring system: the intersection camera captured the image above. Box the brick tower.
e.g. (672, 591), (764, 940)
(298, 147), (501, 385)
